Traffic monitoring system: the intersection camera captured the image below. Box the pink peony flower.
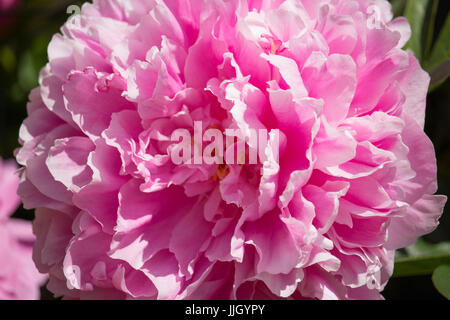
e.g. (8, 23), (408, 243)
(0, 158), (45, 300)
(16, 0), (446, 300)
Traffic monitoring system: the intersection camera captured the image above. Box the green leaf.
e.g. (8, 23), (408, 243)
(17, 51), (39, 92)
(0, 46), (16, 73)
(393, 255), (450, 277)
(403, 0), (431, 62)
(429, 58), (450, 90)
(432, 265), (450, 299)
(405, 238), (450, 257)
(393, 239), (450, 278)
(423, 0), (439, 60)
(390, 0), (407, 18)
(425, 11), (450, 86)
(426, 10), (450, 68)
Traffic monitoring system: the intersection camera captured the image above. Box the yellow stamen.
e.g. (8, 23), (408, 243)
(213, 164), (230, 181)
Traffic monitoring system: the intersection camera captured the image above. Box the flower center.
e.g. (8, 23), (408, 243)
(212, 164), (230, 181)
(259, 34), (286, 55)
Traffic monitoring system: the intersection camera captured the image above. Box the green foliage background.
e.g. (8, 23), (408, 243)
(0, 0), (449, 300)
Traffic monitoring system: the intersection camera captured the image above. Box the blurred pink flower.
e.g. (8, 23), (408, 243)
(0, 0), (19, 11)
(0, 158), (44, 300)
(0, 0), (20, 34)
(16, 0), (446, 300)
